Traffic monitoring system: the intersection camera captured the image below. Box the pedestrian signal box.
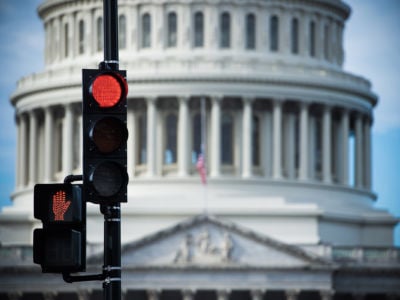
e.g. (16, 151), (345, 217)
(33, 184), (86, 273)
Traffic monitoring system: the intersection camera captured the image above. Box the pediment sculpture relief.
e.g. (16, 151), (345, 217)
(174, 229), (234, 264)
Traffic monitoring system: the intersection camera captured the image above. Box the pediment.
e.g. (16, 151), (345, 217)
(90, 215), (330, 269)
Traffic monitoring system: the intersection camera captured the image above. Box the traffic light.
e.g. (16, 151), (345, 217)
(82, 69), (128, 204)
(33, 184), (86, 273)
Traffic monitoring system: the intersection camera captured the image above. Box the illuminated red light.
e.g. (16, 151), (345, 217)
(52, 190), (71, 221)
(92, 74), (122, 108)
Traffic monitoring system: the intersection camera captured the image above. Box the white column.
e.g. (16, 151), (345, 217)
(299, 102), (309, 180)
(322, 105), (332, 183)
(78, 113), (83, 171)
(178, 96), (190, 176)
(19, 114), (28, 187)
(263, 110), (273, 178)
(15, 117), (21, 188)
(210, 96), (221, 177)
(355, 113), (364, 188)
(44, 107), (54, 182)
(285, 113), (296, 179)
(272, 100), (282, 179)
(29, 111), (38, 186)
(146, 97), (157, 177)
(242, 97), (253, 178)
(62, 103), (74, 176)
(364, 116), (372, 190)
(127, 108), (136, 179)
(308, 115), (316, 180)
(340, 109), (349, 185)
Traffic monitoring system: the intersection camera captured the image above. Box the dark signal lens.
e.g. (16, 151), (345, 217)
(92, 117), (127, 153)
(91, 162), (126, 197)
(92, 74), (122, 108)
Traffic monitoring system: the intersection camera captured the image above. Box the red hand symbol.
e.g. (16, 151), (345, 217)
(52, 190), (71, 221)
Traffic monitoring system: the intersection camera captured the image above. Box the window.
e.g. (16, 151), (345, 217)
(309, 21), (316, 57)
(246, 13), (256, 49)
(97, 17), (103, 52)
(142, 13), (151, 48)
(64, 23), (69, 57)
(270, 15), (279, 52)
(324, 24), (330, 60)
(252, 116), (260, 166)
(291, 18), (299, 54)
(167, 12), (177, 47)
(221, 113), (234, 164)
(78, 20), (85, 54)
(194, 12), (204, 48)
(165, 114), (177, 164)
(138, 115), (147, 164)
(119, 15), (127, 49)
(220, 12), (230, 48)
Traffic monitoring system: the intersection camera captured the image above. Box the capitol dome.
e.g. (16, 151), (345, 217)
(0, 0), (399, 298)
(6, 0), (395, 246)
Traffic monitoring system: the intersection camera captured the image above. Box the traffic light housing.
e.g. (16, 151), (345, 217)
(33, 184), (86, 273)
(82, 69), (128, 204)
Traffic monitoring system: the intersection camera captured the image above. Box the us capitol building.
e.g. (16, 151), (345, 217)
(0, 0), (399, 299)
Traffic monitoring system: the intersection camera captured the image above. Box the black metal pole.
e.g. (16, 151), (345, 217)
(102, 2), (121, 299)
(102, 204), (121, 300)
(103, 0), (119, 70)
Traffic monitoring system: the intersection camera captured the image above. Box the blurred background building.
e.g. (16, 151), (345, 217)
(0, 0), (399, 299)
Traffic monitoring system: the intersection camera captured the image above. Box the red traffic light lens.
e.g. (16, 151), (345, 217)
(91, 117), (128, 154)
(92, 74), (122, 108)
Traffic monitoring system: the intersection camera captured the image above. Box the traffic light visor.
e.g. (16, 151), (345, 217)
(92, 74), (123, 108)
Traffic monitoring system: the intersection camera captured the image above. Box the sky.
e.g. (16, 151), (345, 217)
(0, 0), (399, 243)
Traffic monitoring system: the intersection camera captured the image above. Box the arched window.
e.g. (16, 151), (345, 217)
(220, 12), (230, 48)
(270, 15), (279, 52)
(142, 13), (151, 48)
(324, 24), (330, 60)
(78, 20), (85, 54)
(119, 15), (127, 49)
(165, 114), (177, 164)
(192, 113), (201, 164)
(309, 21), (316, 57)
(167, 12), (177, 47)
(137, 115), (147, 165)
(252, 116), (260, 166)
(291, 18), (299, 54)
(97, 17), (103, 52)
(194, 12), (204, 48)
(64, 23), (69, 57)
(246, 13), (256, 49)
(221, 113), (234, 164)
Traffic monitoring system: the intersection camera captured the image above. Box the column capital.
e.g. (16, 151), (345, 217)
(217, 289), (231, 300)
(211, 95), (223, 102)
(320, 290), (334, 300)
(242, 96), (255, 103)
(285, 289), (299, 300)
(147, 289), (160, 300)
(182, 289), (195, 300)
(251, 289), (265, 300)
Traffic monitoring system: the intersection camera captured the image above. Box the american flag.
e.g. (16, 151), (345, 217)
(196, 153), (207, 185)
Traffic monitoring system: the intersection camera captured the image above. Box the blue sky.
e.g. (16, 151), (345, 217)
(0, 0), (399, 243)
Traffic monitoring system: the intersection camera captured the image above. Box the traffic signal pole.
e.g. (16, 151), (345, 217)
(33, 1), (126, 299)
(101, 1), (121, 300)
